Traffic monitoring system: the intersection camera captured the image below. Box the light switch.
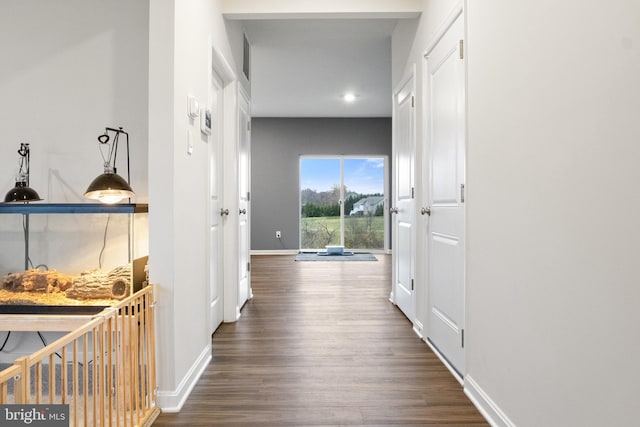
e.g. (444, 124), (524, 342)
(187, 95), (199, 119)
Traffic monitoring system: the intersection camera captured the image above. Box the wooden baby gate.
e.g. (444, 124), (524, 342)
(0, 285), (159, 426)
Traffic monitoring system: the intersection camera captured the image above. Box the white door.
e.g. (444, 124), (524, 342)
(209, 70), (224, 334)
(425, 12), (466, 374)
(391, 70), (416, 320)
(237, 89), (251, 308)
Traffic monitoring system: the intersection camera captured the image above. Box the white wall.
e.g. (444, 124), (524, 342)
(0, 1), (149, 203)
(465, 1), (640, 425)
(0, 0), (149, 361)
(148, 0), (245, 411)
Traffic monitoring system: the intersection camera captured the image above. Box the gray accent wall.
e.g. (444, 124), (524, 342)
(251, 118), (392, 251)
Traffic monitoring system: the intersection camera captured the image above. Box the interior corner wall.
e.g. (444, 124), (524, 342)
(0, 0), (149, 360)
(149, 0), (244, 411)
(148, 0), (178, 400)
(465, 1), (640, 426)
(251, 118), (392, 251)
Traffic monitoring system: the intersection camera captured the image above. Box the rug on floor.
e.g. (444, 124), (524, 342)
(295, 252), (378, 261)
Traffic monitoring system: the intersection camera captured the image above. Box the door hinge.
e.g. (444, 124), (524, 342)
(461, 329), (465, 348)
(411, 278), (414, 291)
(411, 187), (415, 199)
(247, 120), (251, 131)
(411, 95), (415, 108)
(247, 262), (251, 272)
(459, 40), (464, 59)
(460, 184), (465, 203)
(247, 191), (251, 202)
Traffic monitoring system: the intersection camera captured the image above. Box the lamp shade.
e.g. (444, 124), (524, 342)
(84, 172), (134, 204)
(4, 181), (43, 203)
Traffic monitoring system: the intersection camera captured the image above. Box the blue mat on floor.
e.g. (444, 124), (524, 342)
(295, 252), (378, 261)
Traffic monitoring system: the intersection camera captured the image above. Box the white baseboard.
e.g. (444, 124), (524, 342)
(413, 320), (424, 339)
(156, 345), (212, 412)
(251, 250), (299, 255)
(251, 250), (391, 256)
(464, 374), (515, 427)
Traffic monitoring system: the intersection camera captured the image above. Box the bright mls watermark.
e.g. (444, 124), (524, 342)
(0, 405), (69, 426)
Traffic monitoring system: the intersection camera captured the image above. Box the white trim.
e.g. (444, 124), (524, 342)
(413, 319), (424, 339)
(253, 250), (391, 256)
(423, 1), (463, 58)
(464, 375), (516, 427)
(212, 46), (236, 85)
(157, 345), (212, 412)
(251, 250), (299, 255)
(223, 12), (422, 20)
(425, 338), (463, 385)
(393, 64), (416, 106)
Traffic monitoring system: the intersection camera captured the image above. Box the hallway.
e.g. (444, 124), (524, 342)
(153, 255), (487, 426)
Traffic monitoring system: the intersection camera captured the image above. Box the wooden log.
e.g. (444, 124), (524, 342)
(65, 265), (132, 300)
(1, 269), (75, 293)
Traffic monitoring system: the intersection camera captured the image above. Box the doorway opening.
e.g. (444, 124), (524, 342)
(299, 156), (388, 252)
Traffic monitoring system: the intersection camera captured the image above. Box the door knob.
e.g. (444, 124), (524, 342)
(420, 207), (431, 216)
(389, 207), (399, 214)
(239, 208), (247, 215)
(220, 208), (229, 216)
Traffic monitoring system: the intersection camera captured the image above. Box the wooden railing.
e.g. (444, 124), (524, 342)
(0, 286), (159, 427)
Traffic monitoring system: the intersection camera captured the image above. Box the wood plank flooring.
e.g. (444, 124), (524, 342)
(153, 255), (487, 426)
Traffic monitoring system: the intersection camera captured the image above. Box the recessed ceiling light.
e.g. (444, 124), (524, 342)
(343, 93), (356, 103)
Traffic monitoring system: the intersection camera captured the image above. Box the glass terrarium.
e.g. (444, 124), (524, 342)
(0, 203), (148, 314)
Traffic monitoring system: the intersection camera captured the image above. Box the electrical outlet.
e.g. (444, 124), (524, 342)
(275, 231), (281, 239)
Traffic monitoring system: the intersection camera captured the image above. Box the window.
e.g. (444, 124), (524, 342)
(300, 156), (387, 250)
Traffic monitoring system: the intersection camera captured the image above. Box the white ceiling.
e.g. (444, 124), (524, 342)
(243, 19), (397, 118)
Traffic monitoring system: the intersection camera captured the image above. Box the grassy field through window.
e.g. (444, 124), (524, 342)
(301, 215), (384, 249)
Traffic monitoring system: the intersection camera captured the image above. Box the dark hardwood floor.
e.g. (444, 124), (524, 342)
(153, 255), (488, 426)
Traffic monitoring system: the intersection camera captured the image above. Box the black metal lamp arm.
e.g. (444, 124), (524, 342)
(100, 127), (131, 186)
